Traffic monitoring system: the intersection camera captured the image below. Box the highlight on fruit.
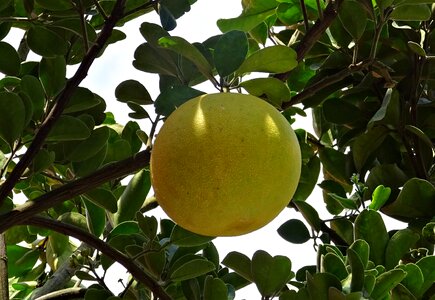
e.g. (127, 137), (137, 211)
(150, 93), (301, 237)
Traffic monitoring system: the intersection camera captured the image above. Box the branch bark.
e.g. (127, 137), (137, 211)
(0, 150), (150, 233)
(0, 234), (8, 300)
(22, 216), (171, 300)
(0, 0), (127, 206)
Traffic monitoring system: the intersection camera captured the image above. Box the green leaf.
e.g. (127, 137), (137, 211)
(20, 75), (45, 120)
(127, 101), (150, 119)
(136, 213), (158, 240)
(293, 201), (322, 232)
(214, 30), (248, 77)
(83, 199), (106, 237)
(0, 0), (12, 11)
(277, 219), (311, 244)
(169, 259), (216, 282)
(322, 253), (348, 280)
(84, 187), (118, 214)
(64, 87), (101, 114)
(27, 26), (68, 57)
(328, 193), (359, 210)
(349, 239), (370, 268)
(338, 0), (368, 40)
(35, 0), (73, 10)
(371, 269), (407, 299)
(415, 255), (435, 297)
(0, 42), (20, 76)
(107, 221), (140, 241)
(72, 143), (107, 177)
(58, 212), (88, 232)
(154, 85), (204, 116)
(47, 115), (91, 142)
(222, 251), (253, 281)
(407, 41), (426, 56)
(397, 263), (424, 295)
(319, 147), (351, 187)
(369, 185), (391, 211)
(158, 36), (213, 79)
(0, 91), (25, 145)
(159, 4), (177, 31)
(203, 276), (228, 300)
(240, 77), (291, 107)
(84, 287), (112, 300)
(65, 127), (110, 162)
(31, 148), (55, 173)
(115, 80), (153, 105)
(322, 98), (362, 124)
(346, 248), (365, 292)
(306, 273), (342, 300)
(277, 3), (302, 25)
(217, 9), (276, 33)
(383, 178), (435, 220)
(6, 245), (39, 278)
(354, 210), (389, 265)
(170, 225), (214, 247)
(251, 250), (292, 297)
(39, 56), (66, 98)
(133, 43), (178, 76)
(385, 229), (420, 270)
(352, 126), (389, 171)
(389, 4), (432, 20)
(236, 45), (297, 74)
(113, 169), (151, 225)
(404, 124), (434, 150)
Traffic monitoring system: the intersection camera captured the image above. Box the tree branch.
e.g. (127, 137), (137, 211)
(0, 150), (150, 233)
(0, 0), (127, 207)
(276, 0), (344, 85)
(0, 234), (8, 300)
(34, 287), (86, 300)
(22, 216), (171, 300)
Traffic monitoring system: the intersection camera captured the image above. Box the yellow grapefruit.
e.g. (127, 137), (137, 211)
(150, 93), (301, 236)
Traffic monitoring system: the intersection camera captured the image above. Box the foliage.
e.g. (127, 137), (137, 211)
(0, 0), (434, 299)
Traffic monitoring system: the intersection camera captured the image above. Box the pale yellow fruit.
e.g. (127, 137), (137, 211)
(150, 93), (301, 236)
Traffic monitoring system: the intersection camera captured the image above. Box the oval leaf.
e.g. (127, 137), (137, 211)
(0, 91), (25, 145)
(47, 115), (91, 142)
(214, 30), (248, 77)
(0, 41), (20, 76)
(277, 219), (311, 244)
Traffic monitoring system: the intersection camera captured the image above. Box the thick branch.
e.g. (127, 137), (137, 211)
(0, 150), (150, 233)
(0, 234), (8, 300)
(0, 0), (127, 206)
(22, 216), (171, 300)
(34, 287), (86, 300)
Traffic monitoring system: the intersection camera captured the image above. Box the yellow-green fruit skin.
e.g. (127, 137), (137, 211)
(150, 93), (301, 236)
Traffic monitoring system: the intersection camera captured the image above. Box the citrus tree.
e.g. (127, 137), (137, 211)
(0, 0), (434, 299)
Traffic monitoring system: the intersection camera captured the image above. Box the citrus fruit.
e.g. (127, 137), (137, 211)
(150, 93), (301, 236)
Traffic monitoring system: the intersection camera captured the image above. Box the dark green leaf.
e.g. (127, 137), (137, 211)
(136, 213), (158, 240)
(65, 127), (110, 162)
(371, 269), (407, 299)
(39, 56), (66, 98)
(214, 30), (248, 77)
(236, 45), (297, 74)
(352, 126), (389, 171)
(159, 5), (177, 31)
(83, 199), (106, 237)
(169, 259), (216, 281)
(27, 26), (68, 57)
(222, 251), (253, 281)
(319, 148), (351, 187)
(251, 250), (292, 297)
(31, 148), (55, 173)
(64, 87), (101, 114)
(306, 273), (342, 300)
(389, 4), (431, 20)
(240, 77), (291, 107)
(113, 169), (151, 225)
(322, 252), (348, 280)
(203, 276), (228, 300)
(158, 36), (213, 79)
(107, 221), (140, 241)
(47, 115), (91, 142)
(115, 80), (153, 105)
(293, 201), (322, 232)
(405, 124), (434, 151)
(407, 41), (426, 56)
(72, 143), (107, 177)
(20, 75), (45, 120)
(323, 98), (362, 124)
(35, 0), (73, 10)
(277, 219), (311, 244)
(383, 178), (435, 220)
(84, 287), (112, 300)
(347, 248), (365, 292)
(338, 0), (368, 40)
(84, 187), (118, 214)
(397, 263), (424, 295)
(0, 91), (25, 145)
(328, 193), (359, 210)
(349, 239), (370, 268)
(127, 101), (150, 119)
(385, 229), (420, 269)
(415, 255), (435, 297)
(133, 43), (178, 76)
(154, 85), (204, 116)
(170, 225), (214, 247)
(0, 42), (20, 76)
(354, 210), (389, 265)
(217, 9), (276, 33)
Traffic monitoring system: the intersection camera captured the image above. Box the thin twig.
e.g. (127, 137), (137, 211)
(0, 0), (128, 207)
(22, 216), (172, 300)
(300, 0), (309, 32)
(0, 234), (8, 300)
